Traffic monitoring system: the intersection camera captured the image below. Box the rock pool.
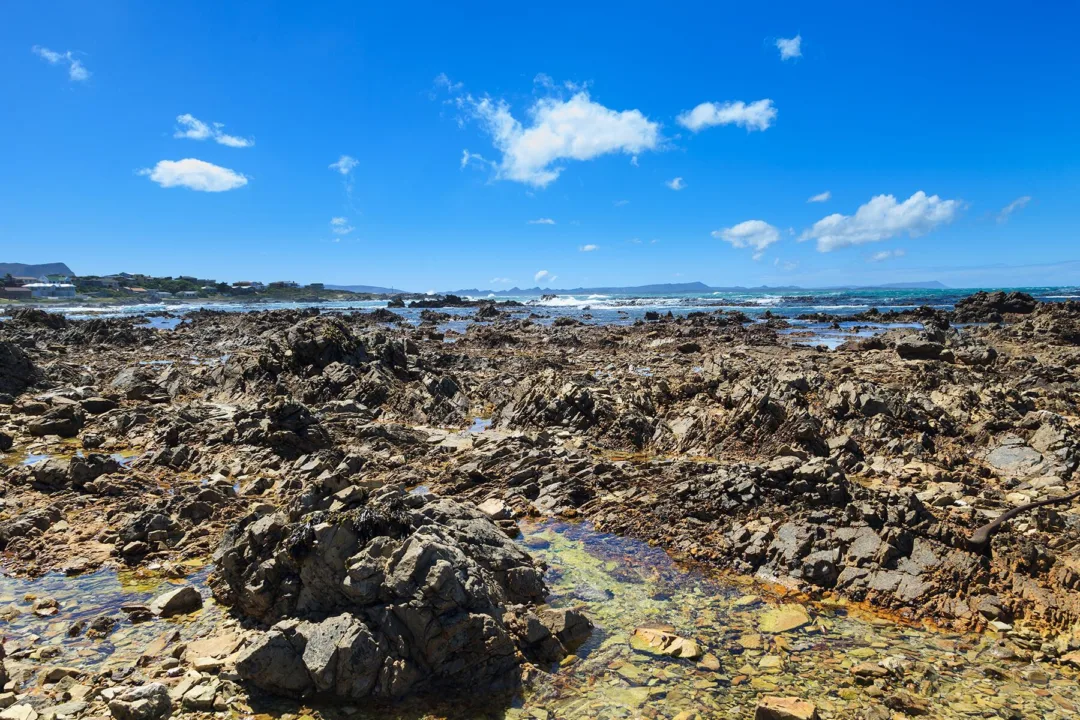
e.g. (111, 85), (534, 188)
(3, 521), (1079, 718)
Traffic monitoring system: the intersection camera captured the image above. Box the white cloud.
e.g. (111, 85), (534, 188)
(802, 191), (960, 252)
(614, 199), (630, 207)
(173, 114), (253, 147)
(774, 258), (799, 271)
(213, 124), (254, 148)
(462, 89), (660, 187)
(666, 177), (686, 191)
(868, 249), (907, 263)
(808, 191), (831, 203)
(528, 218), (556, 225)
(713, 220), (781, 252)
(579, 244), (598, 252)
(137, 159), (248, 192)
(489, 277), (512, 284)
(630, 155), (639, 167)
(998, 195), (1031, 223)
(174, 114), (212, 140)
(776, 35), (802, 60)
(676, 99), (776, 132)
(329, 155), (359, 175)
(330, 217), (354, 235)
(32, 46), (90, 82)
(534, 270), (557, 283)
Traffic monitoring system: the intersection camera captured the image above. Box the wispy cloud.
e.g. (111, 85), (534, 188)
(666, 177), (686, 191)
(534, 270), (557, 283)
(330, 217), (354, 235)
(489, 277), (512, 284)
(776, 35), (802, 60)
(579, 244), (599, 252)
(137, 158), (248, 192)
(460, 149), (493, 170)
(774, 257), (799, 271)
(174, 114), (254, 148)
(802, 191), (960, 252)
(997, 195), (1032, 223)
(868, 248), (907, 263)
(614, 199), (630, 207)
(677, 99), (776, 132)
(807, 190), (831, 203)
(713, 220), (781, 254)
(329, 155), (359, 175)
(528, 217), (556, 225)
(32, 45), (90, 82)
(442, 75), (660, 187)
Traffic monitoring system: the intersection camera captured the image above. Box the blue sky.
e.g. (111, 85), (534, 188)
(3, 1), (1078, 290)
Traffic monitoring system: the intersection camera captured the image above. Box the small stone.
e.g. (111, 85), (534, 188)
(629, 624), (702, 659)
(851, 661), (890, 678)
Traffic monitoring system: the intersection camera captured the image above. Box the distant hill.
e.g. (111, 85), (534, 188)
(324, 284), (410, 294)
(0, 262), (75, 278)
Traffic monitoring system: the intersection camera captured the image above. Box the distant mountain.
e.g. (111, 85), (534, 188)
(324, 284), (410, 294)
(0, 262), (75, 278)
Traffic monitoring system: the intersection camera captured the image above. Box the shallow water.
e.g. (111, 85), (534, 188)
(0, 566), (220, 676)
(513, 522), (1079, 719)
(1, 522), (1076, 718)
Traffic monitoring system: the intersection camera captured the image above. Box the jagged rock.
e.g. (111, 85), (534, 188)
(107, 683), (172, 720)
(27, 405), (85, 438)
(0, 340), (38, 396)
(953, 290), (1037, 322)
(215, 484), (589, 699)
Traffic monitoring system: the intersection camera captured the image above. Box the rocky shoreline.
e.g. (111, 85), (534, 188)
(3, 294), (1080, 718)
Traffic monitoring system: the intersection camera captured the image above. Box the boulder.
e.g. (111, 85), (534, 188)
(215, 484), (589, 700)
(148, 585), (203, 617)
(27, 405), (85, 438)
(107, 683), (172, 720)
(0, 340), (39, 396)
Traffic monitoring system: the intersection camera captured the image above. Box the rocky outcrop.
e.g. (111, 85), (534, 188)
(213, 484), (589, 700)
(0, 340), (39, 396)
(953, 290), (1038, 322)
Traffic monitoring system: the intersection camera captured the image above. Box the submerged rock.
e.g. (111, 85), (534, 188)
(214, 484), (590, 700)
(755, 696), (819, 720)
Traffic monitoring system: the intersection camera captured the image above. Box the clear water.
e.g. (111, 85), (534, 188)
(2, 522), (1076, 718)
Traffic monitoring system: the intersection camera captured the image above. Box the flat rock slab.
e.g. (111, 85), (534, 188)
(758, 604), (811, 634)
(755, 696), (819, 720)
(985, 444), (1043, 476)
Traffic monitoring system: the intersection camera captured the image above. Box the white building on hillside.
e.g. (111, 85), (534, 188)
(24, 283), (77, 299)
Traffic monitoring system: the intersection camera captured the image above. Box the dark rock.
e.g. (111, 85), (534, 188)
(107, 683), (172, 720)
(216, 484), (588, 700)
(0, 340), (38, 396)
(28, 405), (85, 438)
